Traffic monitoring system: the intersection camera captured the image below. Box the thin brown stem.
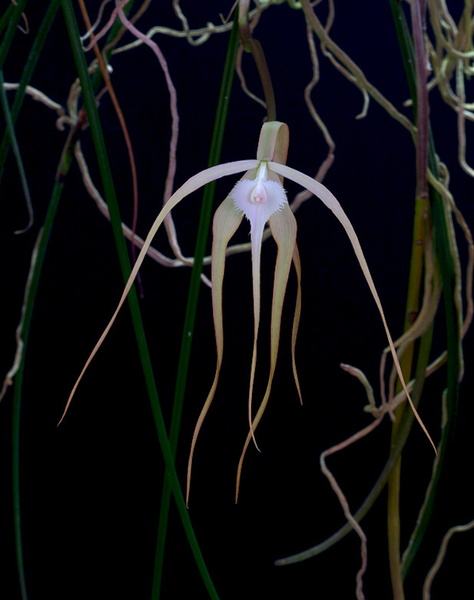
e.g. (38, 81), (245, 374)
(77, 0), (140, 256)
(238, 0), (276, 121)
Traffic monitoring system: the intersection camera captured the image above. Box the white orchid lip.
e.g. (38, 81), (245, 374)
(231, 161), (287, 223)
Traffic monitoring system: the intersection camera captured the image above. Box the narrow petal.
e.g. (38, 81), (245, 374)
(186, 196), (243, 505)
(235, 203), (297, 501)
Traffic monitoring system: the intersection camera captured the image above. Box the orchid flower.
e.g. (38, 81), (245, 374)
(61, 121), (434, 506)
(188, 122), (302, 504)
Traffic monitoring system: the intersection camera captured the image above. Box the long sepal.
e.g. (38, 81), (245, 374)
(268, 161), (436, 452)
(186, 195), (243, 505)
(291, 244), (303, 405)
(61, 159), (259, 422)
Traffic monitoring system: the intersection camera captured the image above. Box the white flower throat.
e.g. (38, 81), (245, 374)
(231, 162), (287, 224)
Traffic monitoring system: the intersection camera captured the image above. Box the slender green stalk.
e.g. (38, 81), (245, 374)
(0, 0), (28, 70)
(389, 0), (461, 583)
(277, 0), (437, 578)
(400, 151), (461, 579)
(0, 3), (15, 36)
(12, 181), (65, 599)
(0, 69), (32, 230)
(61, 2), (219, 597)
(152, 13), (240, 598)
(6, 3), (153, 595)
(9, 41), (122, 593)
(387, 2), (430, 596)
(10, 94), (84, 594)
(0, 0), (61, 181)
(387, 460), (404, 599)
(7, 5), (71, 587)
(386, 193), (429, 598)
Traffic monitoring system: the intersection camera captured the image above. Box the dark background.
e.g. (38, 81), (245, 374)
(1, 1), (473, 598)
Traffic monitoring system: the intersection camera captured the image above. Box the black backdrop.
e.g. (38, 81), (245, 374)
(1, 2), (473, 598)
